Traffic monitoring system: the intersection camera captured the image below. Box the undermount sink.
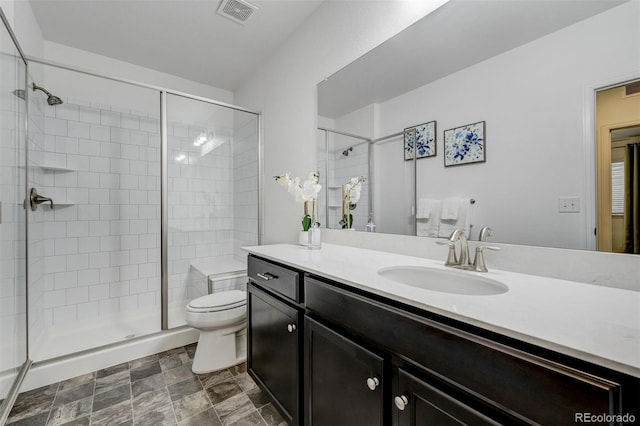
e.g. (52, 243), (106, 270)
(377, 266), (508, 296)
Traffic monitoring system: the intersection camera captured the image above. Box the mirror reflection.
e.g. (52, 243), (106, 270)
(317, 0), (640, 252)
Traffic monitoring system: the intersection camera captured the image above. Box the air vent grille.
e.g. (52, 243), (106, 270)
(217, 0), (258, 25)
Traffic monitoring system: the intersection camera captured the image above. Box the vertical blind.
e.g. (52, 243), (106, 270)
(611, 161), (625, 214)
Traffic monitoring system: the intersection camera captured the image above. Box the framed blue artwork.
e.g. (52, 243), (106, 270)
(444, 121), (486, 167)
(415, 121), (436, 159)
(404, 128), (415, 161)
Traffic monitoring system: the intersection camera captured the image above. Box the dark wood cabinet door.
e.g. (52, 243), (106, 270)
(248, 283), (300, 425)
(393, 368), (500, 426)
(304, 317), (384, 426)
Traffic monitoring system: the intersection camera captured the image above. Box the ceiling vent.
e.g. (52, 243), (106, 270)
(217, 0), (258, 25)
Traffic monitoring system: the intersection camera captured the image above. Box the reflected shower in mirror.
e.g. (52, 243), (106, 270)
(317, 0), (639, 251)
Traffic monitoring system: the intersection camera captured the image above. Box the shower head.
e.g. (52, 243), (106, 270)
(342, 147), (353, 157)
(32, 83), (63, 106)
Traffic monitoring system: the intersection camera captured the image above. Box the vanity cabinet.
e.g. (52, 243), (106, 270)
(247, 254), (639, 426)
(304, 317), (384, 426)
(247, 255), (303, 425)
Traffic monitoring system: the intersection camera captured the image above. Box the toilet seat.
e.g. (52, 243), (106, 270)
(187, 290), (246, 313)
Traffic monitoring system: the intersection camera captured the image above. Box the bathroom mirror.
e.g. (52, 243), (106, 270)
(317, 0), (639, 251)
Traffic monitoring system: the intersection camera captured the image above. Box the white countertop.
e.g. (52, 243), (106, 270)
(243, 243), (640, 378)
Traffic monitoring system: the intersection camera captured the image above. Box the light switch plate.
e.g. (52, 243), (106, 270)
(558, 197), (580, 213)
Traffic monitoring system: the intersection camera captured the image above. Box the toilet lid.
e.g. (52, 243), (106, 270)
(188, 290), (246, 312)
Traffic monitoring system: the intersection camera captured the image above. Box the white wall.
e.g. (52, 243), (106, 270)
(235, 0), (449, 244)
(330, 1), (640, 249)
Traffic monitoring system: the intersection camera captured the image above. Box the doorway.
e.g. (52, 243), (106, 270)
(596, 82), (640, 253)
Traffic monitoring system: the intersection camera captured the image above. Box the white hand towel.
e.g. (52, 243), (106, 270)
(437, 198), (471, 237)
(441, 198), (460, 220)
(416, 199), (441, 237)
(417, 198), (439, 219)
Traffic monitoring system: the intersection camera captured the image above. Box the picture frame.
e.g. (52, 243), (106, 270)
(414, 121), (436, 159)
(444, 121), (486, 167)
(404, 128), (415, 161)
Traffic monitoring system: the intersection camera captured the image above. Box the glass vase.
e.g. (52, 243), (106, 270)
(308, 199), (321, 250)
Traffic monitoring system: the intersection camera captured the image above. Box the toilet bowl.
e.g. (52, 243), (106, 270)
(185, 289), (247, 374)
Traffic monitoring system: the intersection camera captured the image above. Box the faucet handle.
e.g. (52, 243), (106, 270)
(473, 245), (500, 272)
(436, 240), (458, 266)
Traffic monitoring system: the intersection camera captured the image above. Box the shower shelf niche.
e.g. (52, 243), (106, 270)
(38, 164), (75, 173)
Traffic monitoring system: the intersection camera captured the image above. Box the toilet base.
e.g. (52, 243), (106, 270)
(191, 324), (246, 374)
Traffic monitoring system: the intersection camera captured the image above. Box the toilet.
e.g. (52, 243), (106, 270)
(185, 289), (247, 374)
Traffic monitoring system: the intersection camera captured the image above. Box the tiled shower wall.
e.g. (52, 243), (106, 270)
(31, 95), (258, 330)
(328, 142), (370, 231)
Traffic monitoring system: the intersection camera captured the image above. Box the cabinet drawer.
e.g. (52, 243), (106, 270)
(248, 255), (301, 303)
(305, 277), (621, 425)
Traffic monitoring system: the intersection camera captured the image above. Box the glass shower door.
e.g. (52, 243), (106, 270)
(166, 94), (259, 328)
(0, 10), (28, 408)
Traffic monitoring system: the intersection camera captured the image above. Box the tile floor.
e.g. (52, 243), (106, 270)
(6, 343), (287, 426)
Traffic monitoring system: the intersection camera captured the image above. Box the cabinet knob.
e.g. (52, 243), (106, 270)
(287, 323), (296, 333)
(366, 377), (380, 391)
(394, 395), (409, 411)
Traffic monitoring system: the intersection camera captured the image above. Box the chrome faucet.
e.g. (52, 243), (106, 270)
(437, 228), (501, 272)
(437, 229), (471, 269)
(479, 226), (493, 242)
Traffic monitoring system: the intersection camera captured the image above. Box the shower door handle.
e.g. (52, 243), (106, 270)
(29, 188), (54, 211)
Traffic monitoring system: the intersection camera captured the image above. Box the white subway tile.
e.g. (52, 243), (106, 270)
(119, 205), (138, 220)
(121, 114), (140, 130)
(54, 170), (78, 187)
(130, 279), (147, 294)
(99, 298), (119, 315)
(100, 236), (121, 252)
(76, 172), (100, 188)
(110, 159), (130, 174)
(45, 255), (67, 273)
(89, 188), (109, 204)
(101, 111), (121, 127)
(121, 145), (139, 160)
(90, 124), (111, 142)
(45, 117), (68, 136)
(54, 271), (78, 289)
(89, 252), (109, 269)
(45, 222), (67, 239)
(79, 106), (101, 124)
(78, 237), (100, 254)
(67, 254), (89, 271)
(139, 118), (159, 134)
(130, 131), (149, 146)
(78, 139), (100, 156)
(138, 291), (156, 307)
(100, 205), (119, 220)
(129, 249), (148, 265)
(110, 127), (130, 144)
(120, 264), (138, 280)
(45, 289), (66, 308)
(78, 268), (99, 286)
(54, 238), (78, 255)
(139, 234), (158, 248)
(77, 205), (99, 220)
(139, 262), (160, 278)
(55, 136), (79, 154)
(100, 141), (121, 158)
(53, 305), (76, 325)
(89, 283), (109, 301)
(66, 155), (90, 172)
(66, 286), (88, 304)
(109, 250), (130, 266)
(68, 121), (91, 139)
(121, 235), (139, 250)
(90, 156), (110, 173)
(77, 301), (99, 320)
(119, 295), (138, 312)
(109, 190), (130, 204)
(100, 267), (120, 284)
(119, 174), (139, 190)
(109, 281), (129, 297)
(65, 220), (89, 238)
(99, 173), (119, 188)
(89, 221), (110, 237)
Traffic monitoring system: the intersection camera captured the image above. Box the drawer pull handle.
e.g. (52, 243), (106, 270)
(257, 272), (277, 281)
(366, 377), (380, 391)
(394, 395), (409, 411)
(287, 323), (296, 333)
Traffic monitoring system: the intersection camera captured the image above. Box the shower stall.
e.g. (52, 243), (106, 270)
(0, 10), (260, 419)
